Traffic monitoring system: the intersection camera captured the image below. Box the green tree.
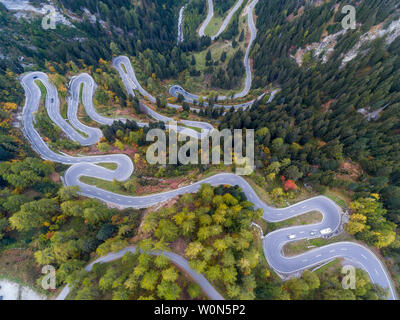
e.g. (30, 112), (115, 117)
(157, 280), (181, 300)
(187, 283), (202, 299)
(141, 270), (160, 291)
(155, 220), (179, 242)
(58, 186), (79, 202)
(161, 267), (179, 282)
(9, 199), (57, 231)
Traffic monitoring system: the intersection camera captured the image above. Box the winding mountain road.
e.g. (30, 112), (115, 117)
(173, 0), (259, 105)
(56, 246), (224, 300)
(20, 63), (397, 300)
(17, 3), (397, 300)
(198, 0), (214, 38)
(113, 55), (213, 139)
(198, 0), (244, 41)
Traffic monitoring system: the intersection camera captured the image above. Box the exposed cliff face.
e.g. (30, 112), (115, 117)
(291, 17), (400, 67)
(0, 0), (72, 26)
(291, 29), (346, 66)
(341, 18), (400, 66)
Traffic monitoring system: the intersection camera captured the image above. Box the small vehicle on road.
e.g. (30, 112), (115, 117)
(320, 228), (332, 235)
(310, 231), (317, 236)
(288, 234), (296, 240)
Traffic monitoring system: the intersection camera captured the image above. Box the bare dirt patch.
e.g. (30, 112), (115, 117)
(337, 161), (363, 182)
(136, 177), (190, 195)
(50, 172), (60, 183)
(322, 99), (335, 113)
(68, 143), (136, 161)
(287, 6), (305, 22)
(170, 237), (188, 257)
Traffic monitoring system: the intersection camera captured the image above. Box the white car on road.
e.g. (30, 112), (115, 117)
(320, 228), (332, 235)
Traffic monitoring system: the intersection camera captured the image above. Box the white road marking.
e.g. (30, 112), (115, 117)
(22, 54), (397, 301)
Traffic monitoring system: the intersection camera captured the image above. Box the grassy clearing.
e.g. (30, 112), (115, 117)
(193, 41), (234, 73)
(268, 211), (323, 232)
(79, 82), (84, 104)
(79, 176), (134, 196)
(121, 63), (127, 74)
(97, 162), (118, 170)
(324, 189), (349, 208)
(283, 232), (354, 257)
(35, 80), (48, 114)
(283, 240), (310, 257)
(175, 3), (259, 99)
(204, 13), (224, 36)
(179, 123), (203, 133)
(313, 258), (342, 275)
(60, 101), (68, 119)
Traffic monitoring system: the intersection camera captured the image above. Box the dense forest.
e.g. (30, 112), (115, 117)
(211, 49), (245, 90)
(218, 0), (400, 273)
(0, 0), (399, 300)
(0, 0), (191, 78)
(66, 249), (205, 300)
(213, 0), (237, 16)
(58, 184), (388, 300)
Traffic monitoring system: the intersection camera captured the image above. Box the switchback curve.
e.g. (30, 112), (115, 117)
(20, 59), (397, 301)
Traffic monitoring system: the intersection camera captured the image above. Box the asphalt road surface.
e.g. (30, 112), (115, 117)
(20, 59), (397, 301)
(198, 0), (214, 38)
(56, 246), (224, 300)
(176, 0), (259, 104)
(113, 55), (214, 139)
(201, 0), (244, 41)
